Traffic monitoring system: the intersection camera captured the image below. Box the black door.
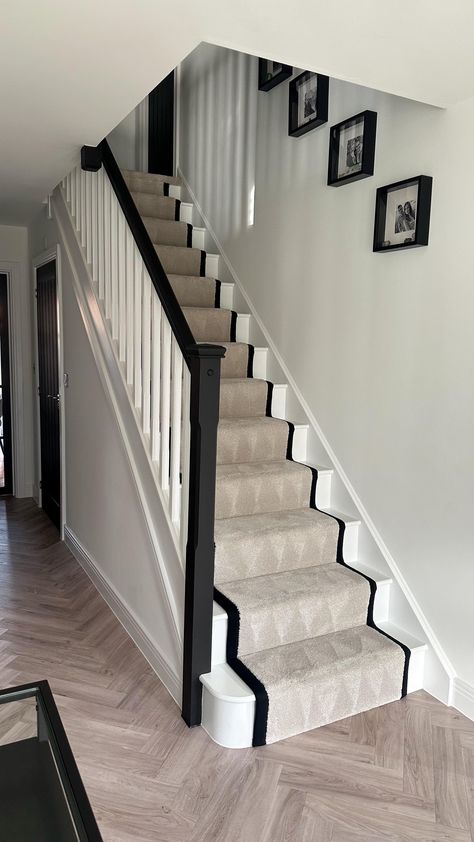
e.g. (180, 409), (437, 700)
(36, 261), (61, 530)
(148, 70), (175, 176)
(0, 274), (13, 495)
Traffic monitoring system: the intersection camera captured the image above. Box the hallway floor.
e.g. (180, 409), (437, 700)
(0, 498), (472, 841)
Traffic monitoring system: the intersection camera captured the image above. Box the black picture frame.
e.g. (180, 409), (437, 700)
(328, 110), (377, 187)
(373, 175), (433, 252)
(258, 59), (292, 92)
(288, 71), (329, 137)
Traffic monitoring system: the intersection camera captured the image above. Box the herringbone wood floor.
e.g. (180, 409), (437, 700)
(0, 498), (472, 841)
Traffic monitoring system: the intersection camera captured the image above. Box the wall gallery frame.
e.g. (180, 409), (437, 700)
(258, 59), (292, 92)
(288, 71), (329, 137)
(328, 110), (377, 186)
(373, 175), (433, 252)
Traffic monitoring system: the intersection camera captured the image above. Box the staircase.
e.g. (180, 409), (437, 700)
(116, 166), (426, 747)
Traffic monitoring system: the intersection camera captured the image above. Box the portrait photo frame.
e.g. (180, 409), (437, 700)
(288, 71), (329, 137)
(258, 59), (292, 92)
(327, 110), (377, 186)
(373, 175), (433, 252)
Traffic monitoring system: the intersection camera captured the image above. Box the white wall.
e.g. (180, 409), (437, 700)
(28, 209), (182, 697)
(108, 98), (148, 172)
(0, 224), (35, 497)
(179, 44), (474, 689)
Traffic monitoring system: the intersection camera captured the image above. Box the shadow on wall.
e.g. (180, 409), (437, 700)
(180, 45), (258, 238)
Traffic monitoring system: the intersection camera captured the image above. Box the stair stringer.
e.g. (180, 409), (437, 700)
(178, 167), (454, 709)
(52, 185), (184, 700)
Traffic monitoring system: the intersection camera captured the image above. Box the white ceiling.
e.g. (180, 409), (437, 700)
(1, 0), (474, 224)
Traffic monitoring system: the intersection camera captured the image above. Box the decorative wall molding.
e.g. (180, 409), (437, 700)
(64, 525), (181, 704)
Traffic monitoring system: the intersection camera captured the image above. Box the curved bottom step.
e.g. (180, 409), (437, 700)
(200, 619), (427, 749)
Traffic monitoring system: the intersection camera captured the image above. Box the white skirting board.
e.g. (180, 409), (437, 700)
(452, 677), (474, 721)
(64, 525), (182, 705)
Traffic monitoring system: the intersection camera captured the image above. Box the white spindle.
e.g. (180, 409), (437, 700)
(142, 278), (151, 436)
(74, 168), (80, 230)
(125, 231), (134, 386)
(91, 172), (98, 282)
(66, 173), (71, 204)
(103, 176), (111, 318)
(110, 196), (118, 340)
(151, 296), (161, 461)
(170, 338), (183, 524)
(85, 171), (92, 264)
(133, 256), (143, 410)
(80, 171), (86, 247)
(160, 320), (171, 492)
(97, 168), (105, 300)
(118, 213), (126, 362)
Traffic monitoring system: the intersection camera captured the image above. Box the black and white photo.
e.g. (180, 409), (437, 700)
(258, 58), (292, 92)
(288, 71), (329, 137)
(373, 175), (433, 252)
(328, 111), (377, 186)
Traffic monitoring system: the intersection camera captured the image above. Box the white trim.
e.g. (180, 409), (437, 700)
(64, 525), (181, 704)
(178, 167), (456, 701)
(0, 260), (30, 498)
(32, 245), (66, 537)
(452, 678), (474, 722)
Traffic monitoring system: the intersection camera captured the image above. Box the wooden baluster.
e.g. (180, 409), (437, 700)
(110, 195), (118, 341)
(170, 338), (183, 525)
(141, 276), (151, 437)
(133, 255), (143, 410)
(160, 320), (171, 493)
(125, 231), (134, 386)
(118, 212), (126, 362)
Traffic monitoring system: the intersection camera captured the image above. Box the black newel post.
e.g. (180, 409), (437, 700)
(182, 343), (225, 726)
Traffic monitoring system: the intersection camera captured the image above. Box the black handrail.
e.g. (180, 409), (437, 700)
(81, 143), (225, 728)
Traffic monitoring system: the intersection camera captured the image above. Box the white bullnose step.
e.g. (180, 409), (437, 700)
(179, 201), (193, 224)
(202, 607), (427, 749)
(219, 282), (234, 310)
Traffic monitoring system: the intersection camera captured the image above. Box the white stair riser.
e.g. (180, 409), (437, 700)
(220, 282), (234, 310)
(315, 469), (332, 509)
(290, 425), (309, 462)
(192, 227), (206, 250)
(270, 384), (288, 418)
(205, 253), (220, 278)
(235, 313), (251, 343)
(168, 184), (181, 200)
(179, 202), (193, 224)
(407, 646), (427, 693)
(252, 347), (268, 379)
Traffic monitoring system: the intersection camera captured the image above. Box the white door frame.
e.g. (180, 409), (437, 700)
(0, 260), (28, 498)
(32, 245), (66, 538)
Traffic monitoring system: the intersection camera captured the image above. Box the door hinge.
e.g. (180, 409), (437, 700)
(35, 288), (38, 299)
(39, 480), (42, 489)
(37, 386), (40, 396)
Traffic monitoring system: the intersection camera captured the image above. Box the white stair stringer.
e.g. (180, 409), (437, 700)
(52, 184), (184, 700)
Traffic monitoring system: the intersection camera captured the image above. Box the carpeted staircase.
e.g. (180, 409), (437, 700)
(123, 168), (410, 747)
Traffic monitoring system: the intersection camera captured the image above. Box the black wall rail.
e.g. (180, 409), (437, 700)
(82, 143), (225, 727)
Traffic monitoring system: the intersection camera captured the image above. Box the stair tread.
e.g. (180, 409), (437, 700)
(214, 506), (339, 582)
(217, 416), (290, 465)
(241, 624), (405, 743)
(216, 459), (310, 480)
(123, 169), (181, 186)
(219, 561), (370, 614)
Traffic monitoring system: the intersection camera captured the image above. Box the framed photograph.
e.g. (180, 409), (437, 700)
(328, 110), (377, 186)
(373, 175), (433, 252)
(258, 59), (292, 92)
(288, 71), (329, 137)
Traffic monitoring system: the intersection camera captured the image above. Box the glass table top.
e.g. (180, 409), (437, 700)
(0, 681), (102, 841)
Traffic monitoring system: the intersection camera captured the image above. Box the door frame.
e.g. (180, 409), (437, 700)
(32, 245), (66, 538)
(0, 271), (14, 495)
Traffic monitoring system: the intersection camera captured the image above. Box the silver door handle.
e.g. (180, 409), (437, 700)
(47, 394), (60, 402)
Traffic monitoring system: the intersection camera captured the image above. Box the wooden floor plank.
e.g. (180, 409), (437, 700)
(0, 497), (472, 841)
